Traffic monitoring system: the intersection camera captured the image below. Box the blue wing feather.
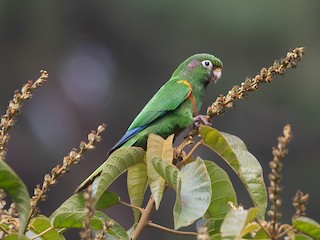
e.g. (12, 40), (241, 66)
(109, 126), (146, 153)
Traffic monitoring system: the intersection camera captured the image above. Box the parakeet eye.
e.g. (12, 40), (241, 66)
(202, 60), (213, 69)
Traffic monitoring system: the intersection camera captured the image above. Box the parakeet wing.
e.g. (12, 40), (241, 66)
(128, 78), (191, 130)
(109, 78), (191, 150)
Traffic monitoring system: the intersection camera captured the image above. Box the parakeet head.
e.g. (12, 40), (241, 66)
(172, 53), (223, 85)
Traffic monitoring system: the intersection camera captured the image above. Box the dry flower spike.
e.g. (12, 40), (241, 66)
(206, 47), (305, 120)
(80, 185), (95, 240)
(0, 70), (48, 160)
(293, 190), (309, 219)
(267, 124), (293, 237)
(29, 123), (106, 219)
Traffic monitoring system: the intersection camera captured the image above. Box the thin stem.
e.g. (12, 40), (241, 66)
(277, 225), (294, 239)
(147, 222), (197, 236)
(0, 225), (9, 234)
(256, 219), (272, 239)
(176, 140), (202, 168)
(120, 201), (144, 213)
(176, 136), (194, 152)
(30, 226), (54, 240)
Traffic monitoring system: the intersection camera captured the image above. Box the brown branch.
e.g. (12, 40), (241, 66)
(131, 196), (155, 240)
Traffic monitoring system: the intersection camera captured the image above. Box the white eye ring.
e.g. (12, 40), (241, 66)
(201, 60), (213, 69)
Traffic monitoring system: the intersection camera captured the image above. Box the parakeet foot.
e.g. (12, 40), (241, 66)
(193, 115), (211, 129)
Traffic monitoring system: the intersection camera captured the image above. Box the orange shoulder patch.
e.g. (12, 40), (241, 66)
(177, 79), (193, 93)
(177, 79), (198, 116)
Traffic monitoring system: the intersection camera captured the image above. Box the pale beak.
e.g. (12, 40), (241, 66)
(212, 67), (222, 84)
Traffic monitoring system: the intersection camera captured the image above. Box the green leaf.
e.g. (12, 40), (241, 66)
(51, 191), (119, 214)
(204, 160), (237, 219)
(50, 193), (127, 239)
(174, 157), (212, 229)
(253, 227), (270, 239)
(220, 208), (259, 240)
(53, 210), (106, 230)
(5, 233), (30, 240)
(26, 215), (64, 240)
(53, 211), (128, 240)
(127, 162), (148, 223)
(295, 234), (314, 240)
(153, 157), (212, 229)
(94, 147), (145, 204)
(293, 217), (320, 240)
(201, 161), (237, 239)
(51, 191), (119, 222)
(95, 191), (120, 210)
(0, 159), (30, 234)
(51, 193), (104, 230)
(151, 156), (180, 189)
(0, 223), (10, 234)
(199, 126), (267, 218)
(146, 134), (174, 210)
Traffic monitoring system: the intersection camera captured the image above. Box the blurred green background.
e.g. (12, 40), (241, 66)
(0, 1), (319, 239)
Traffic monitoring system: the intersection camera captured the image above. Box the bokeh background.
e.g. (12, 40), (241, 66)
(0, 1), (319, 239)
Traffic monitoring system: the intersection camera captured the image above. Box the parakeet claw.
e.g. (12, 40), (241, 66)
(193, 115), (211, 129)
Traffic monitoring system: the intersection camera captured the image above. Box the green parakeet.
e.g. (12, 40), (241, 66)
(77, 53), (222, 191)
